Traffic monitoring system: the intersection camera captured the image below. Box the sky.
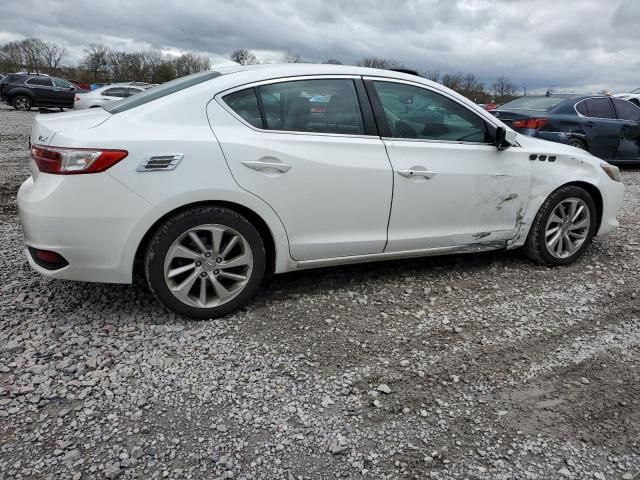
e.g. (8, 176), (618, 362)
(1, 0), (639, 94)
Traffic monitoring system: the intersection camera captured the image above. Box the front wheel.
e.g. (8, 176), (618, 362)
(523, 185), (597, 266)
(13, 95), (32, 111)
(144, 206), (266, 319)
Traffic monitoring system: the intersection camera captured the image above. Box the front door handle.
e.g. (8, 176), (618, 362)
(397, 168), (436, 179)
(242, 160), (292, 173)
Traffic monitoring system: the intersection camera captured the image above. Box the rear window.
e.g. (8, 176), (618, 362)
(499, 96), (566, 112)
(105, 71), (220, 114)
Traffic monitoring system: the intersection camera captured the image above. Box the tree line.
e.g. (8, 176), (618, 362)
(0, 38), (210, 84)
(0, 38), (519, 103)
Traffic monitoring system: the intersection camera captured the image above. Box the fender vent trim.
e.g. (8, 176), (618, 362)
(137, 153), (184, 172)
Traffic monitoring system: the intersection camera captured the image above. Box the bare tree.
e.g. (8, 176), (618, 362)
(324, 58), (342, 65)
(173, 53), (209, 77)
(20, 38), (47, 73)
(491, 76), (518, 102)
(358, 56), (403, 69)
(0, 41), (25, 72)
(41, 41), (67, 70)
(424, 70), (441, 82)
(284, 53), (303, 63)
(441, 73), (462, 91)
(230, 49), (258, 66)
(83, 43), (111, 81)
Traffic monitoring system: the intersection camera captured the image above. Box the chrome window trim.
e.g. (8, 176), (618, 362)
(363, 75), (499, 146)
(216, 75), (376, 140)
(574, 97), (617, 120)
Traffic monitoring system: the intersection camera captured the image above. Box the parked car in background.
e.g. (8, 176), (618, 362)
(0, 73), (79, 110)
(614, 88), (640, 106)
(478, 102), (497, 111)
(491, 95), (640, 163)
(74, 82), (151, 109)
(19, 64), (624, 319)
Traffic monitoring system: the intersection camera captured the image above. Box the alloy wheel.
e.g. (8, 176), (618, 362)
(14, 97), (31, 111)
(544, 197), (591, 259)
(163, 224), (253, 308)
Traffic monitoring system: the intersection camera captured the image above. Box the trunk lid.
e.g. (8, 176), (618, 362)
(490, 109), (537, 128)
(30, 108), (111, 147)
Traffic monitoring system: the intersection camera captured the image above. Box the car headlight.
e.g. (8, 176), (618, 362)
(601, 163), (622, 182)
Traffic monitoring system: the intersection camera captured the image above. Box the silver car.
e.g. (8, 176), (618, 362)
(74, 82), (151, 109)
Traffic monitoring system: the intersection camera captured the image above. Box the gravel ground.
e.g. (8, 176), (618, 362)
(1, 104), (639, 480)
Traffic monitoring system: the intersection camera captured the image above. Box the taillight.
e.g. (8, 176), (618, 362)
(512, 118), (548, 130)
(30, 145), (128, 174)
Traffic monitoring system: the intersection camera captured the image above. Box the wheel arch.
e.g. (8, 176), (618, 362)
(132, 200), (277, 283)
(561, 180), (603, 233)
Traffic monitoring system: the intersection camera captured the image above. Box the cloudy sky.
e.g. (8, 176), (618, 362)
(1, 0), (638, 93)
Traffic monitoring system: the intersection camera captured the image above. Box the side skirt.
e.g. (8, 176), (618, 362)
(294, 241), (506, 271)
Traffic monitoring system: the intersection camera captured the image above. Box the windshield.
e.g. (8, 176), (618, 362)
(105, 71), (220, 114)
(499, 96), (567, 112)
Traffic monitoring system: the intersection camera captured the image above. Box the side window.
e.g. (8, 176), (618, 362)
(575, 101), (588, 116)
(126, 88), (143, 97)
(27, 77), (53, 87)
(223, 88), (263, 128)
(612, 99), (640, 122)
(102, 87), (127, 98)
(584, 98), (615, 119)
(373, 81), (490, 142)
(257, 79), (365, 135)
(52, 78), (72, 88)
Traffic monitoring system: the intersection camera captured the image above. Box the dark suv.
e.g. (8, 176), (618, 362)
(0, 73), (79, 111)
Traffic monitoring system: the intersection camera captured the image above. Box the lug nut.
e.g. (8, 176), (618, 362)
(214, 269), (219, 274)
(200, 272), (207, 277)
(216, 257), (222, 263)
(196, 261), (201, 266)
(205, 252), (211, 258)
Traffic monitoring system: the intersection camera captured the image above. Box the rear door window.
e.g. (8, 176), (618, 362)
(256, 79), (365, 135)
(26, 77), (53, 87)
(584, 98), (615, 119)
(612, 99), (640, 122)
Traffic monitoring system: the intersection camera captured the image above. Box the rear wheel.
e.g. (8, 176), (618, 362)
(13, 95), (32, 111)
(567, 138), (587, 151)
(144, 206), (266, 319)
(523, 185), (597, 266)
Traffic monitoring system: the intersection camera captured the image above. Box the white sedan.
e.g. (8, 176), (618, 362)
(18, 64), (624, 319)
(74, 82), (150, 109)
(614, 88), (640, 107)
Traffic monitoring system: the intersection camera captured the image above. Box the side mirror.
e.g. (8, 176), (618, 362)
(495, 126), (517, 150)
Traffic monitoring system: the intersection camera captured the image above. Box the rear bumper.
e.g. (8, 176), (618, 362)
(18, 172), (153, 283)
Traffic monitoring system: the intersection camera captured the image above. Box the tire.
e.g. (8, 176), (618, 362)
(523, 185), (597, 266)
(567, 138), (587, 151)
(144, 206), (266, 319)
(13, 95), (32, 111)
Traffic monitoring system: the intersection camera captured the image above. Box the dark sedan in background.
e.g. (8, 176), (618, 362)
(492, 95), (640, 163)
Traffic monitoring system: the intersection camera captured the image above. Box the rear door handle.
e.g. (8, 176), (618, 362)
(242, 160), (292, 173)
(397, 168), (436, 179)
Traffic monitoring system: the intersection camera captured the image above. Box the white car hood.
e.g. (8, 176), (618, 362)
(30, 108), (111, 146)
